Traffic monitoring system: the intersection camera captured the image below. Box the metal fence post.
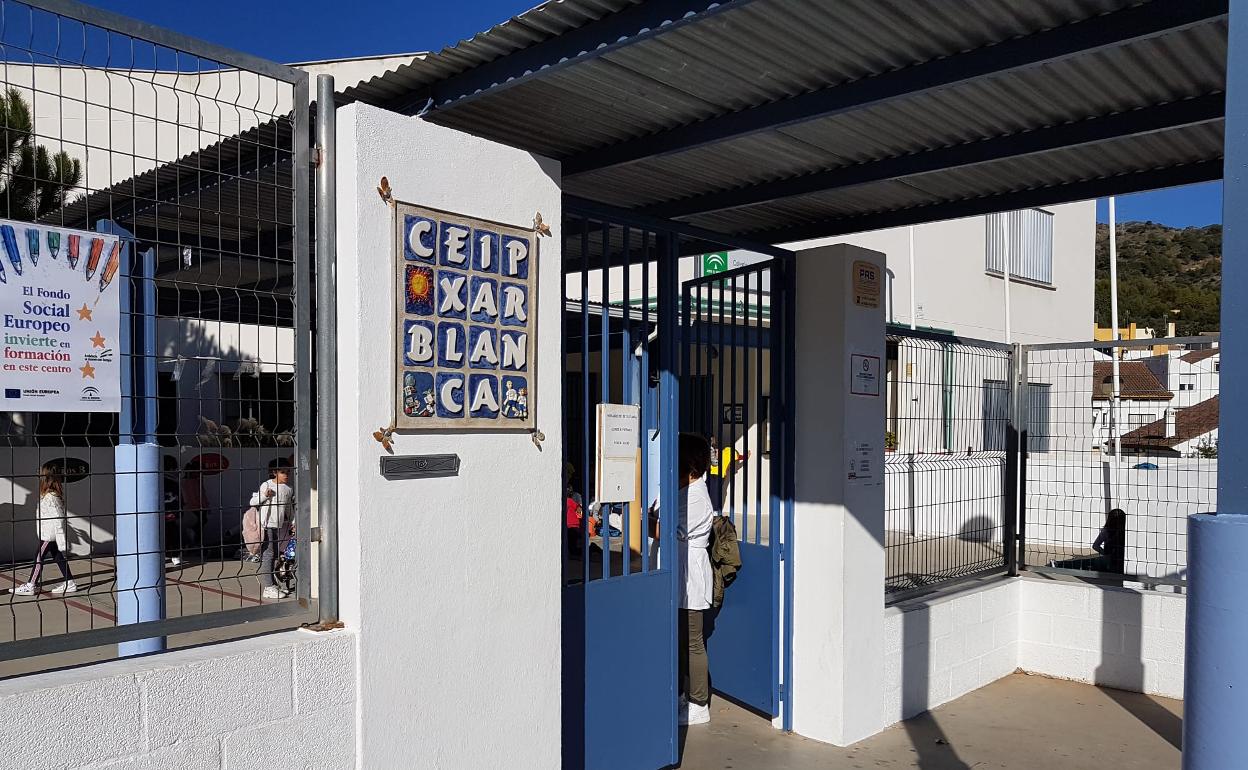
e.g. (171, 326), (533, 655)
(1003, 343), (1020, 577)
(1015, 344), (1030, 571)
(315, 74), (339, 623)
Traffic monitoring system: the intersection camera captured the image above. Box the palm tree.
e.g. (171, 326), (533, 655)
(0, 88), (81, 221)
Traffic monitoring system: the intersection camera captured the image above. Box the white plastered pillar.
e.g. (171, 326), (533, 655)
(334, 103), (563, 769)
(788, 244), (887, 745)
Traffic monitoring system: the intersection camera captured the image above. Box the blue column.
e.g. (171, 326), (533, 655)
(115, 442), (164, 655)
(1183, 2), (1248, 765)
(105, 227), (165, 656)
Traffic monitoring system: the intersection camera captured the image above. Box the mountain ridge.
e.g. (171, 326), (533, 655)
(1094, 221), (1221, 336)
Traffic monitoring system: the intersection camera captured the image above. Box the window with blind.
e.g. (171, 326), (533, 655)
(982, 379), (1051, 453)
(986, 209), (1054, 285)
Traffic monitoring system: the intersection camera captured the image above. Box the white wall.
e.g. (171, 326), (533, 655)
(884, 575), (1187, 720)
(790, 244), (886, 746)
(0, 630), (356, 770)
(885, 454), (1005, 538)
(786, 202), (1095, 344)
(7, 56), (412, 196)
(335, 103), (562, 769)
(883, 578), (1020, 725)
(155, 318), (297, 439)
(1026, 455), (1215, 579)
(1019, 577), (1186, 700)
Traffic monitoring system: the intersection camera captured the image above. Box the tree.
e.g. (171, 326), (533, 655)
(1095, 221), (1221, 335)
(0, 88), (80, 221)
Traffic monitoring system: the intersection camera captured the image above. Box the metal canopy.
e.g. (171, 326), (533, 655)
(343, 0), (1228, 243)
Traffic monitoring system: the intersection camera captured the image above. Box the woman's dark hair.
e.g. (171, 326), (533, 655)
(679, 433), (712, 480)
(1106, 508), (1127, 528)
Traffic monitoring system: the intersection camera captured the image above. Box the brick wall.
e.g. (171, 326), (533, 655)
(1019, 576), (1186, 699)
(883, 578), (1020, 725)
(0, 630), (357, 770)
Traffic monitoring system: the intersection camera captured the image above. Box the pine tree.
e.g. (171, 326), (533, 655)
(0, 87), (81, 221)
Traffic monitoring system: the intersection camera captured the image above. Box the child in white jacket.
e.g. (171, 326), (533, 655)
(13, 463), (75, 595)
(257, 459), (294, 599)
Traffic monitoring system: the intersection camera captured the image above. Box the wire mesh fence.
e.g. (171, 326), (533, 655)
(884, 330), (1013, 599)
(1023, 337), (1218, 586)
(0, 0), (313, 666)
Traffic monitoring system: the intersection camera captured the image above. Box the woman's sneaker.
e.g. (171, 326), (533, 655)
(51, 581), (78, 595)
(11, 583), (35, 596)
(680, 701), (711, 726)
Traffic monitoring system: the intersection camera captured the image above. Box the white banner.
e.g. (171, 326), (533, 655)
(0, 218), (121, 412)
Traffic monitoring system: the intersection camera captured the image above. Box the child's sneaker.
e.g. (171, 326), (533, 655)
(261, 586), (283, 600)
(51, 581), (78, 595)
(11, 583), (35, 596)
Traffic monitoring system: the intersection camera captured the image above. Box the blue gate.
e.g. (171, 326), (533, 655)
(561, 203), (795, 769)
(681, 259), (792, 719)
(561, 213), (681, 770)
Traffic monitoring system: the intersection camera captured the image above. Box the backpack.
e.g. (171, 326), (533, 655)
(242, 493), (262, 556)
(708, 515), (742, 609)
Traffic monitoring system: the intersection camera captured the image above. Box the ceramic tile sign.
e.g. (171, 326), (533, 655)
(394, 203), (536, 431)
(0, 218), (121, 412)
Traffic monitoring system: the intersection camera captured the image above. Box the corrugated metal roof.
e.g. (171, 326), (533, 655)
(341, 0), (1227, 242)
(337, 0), (640, 108)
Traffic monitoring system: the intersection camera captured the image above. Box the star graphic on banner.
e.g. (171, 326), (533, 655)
(90, 331), (106, 349)
(80, 362), (96, 379)
(76, 304), (92, 321)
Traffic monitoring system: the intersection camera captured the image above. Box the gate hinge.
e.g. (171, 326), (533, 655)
(313, 146), (324, 167)
(311, 526), (323, 543)
(778, 543), (785, 561)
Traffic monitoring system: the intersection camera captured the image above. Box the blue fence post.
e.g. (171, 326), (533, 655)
(656, 232), (681, 764)
(1183, 1), (1248, 765)
(106, 221), (165, 656)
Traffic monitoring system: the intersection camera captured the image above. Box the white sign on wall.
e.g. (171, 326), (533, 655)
(596, 403), (640, 503)
(850, 353), (881, 397)
(847, 439), (878, 485)
(0, 219), (121, 412)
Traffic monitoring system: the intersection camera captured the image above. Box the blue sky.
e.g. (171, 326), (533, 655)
(1094, 181), (1222, 228)
(84, 0), (535, 63)
(86, 0), (1223, 229)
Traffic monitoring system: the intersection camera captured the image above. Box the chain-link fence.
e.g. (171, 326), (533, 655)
(1024, 336), (1218, 587)
(884, 329), (1013, 599)
(0, 0), (313, 670)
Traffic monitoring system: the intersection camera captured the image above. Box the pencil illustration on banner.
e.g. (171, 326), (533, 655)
(98, 240), (119, 294)
(85, 237), (104, 281)
(25, 228), (38, 267)
(67, 233), (80, 269)
(47, 231), (60, 260)
(1, 225), (22, 277)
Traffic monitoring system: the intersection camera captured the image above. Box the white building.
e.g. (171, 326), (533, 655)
(787, 203), (1096, 344)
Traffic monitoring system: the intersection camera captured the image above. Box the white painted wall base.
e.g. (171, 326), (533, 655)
(883, 578), (1019, 725)
(1019, 575), (1186, 699)
(0, 630), (356, 770)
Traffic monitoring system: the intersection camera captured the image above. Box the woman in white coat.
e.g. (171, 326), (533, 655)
(13, 462), (76, 595)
